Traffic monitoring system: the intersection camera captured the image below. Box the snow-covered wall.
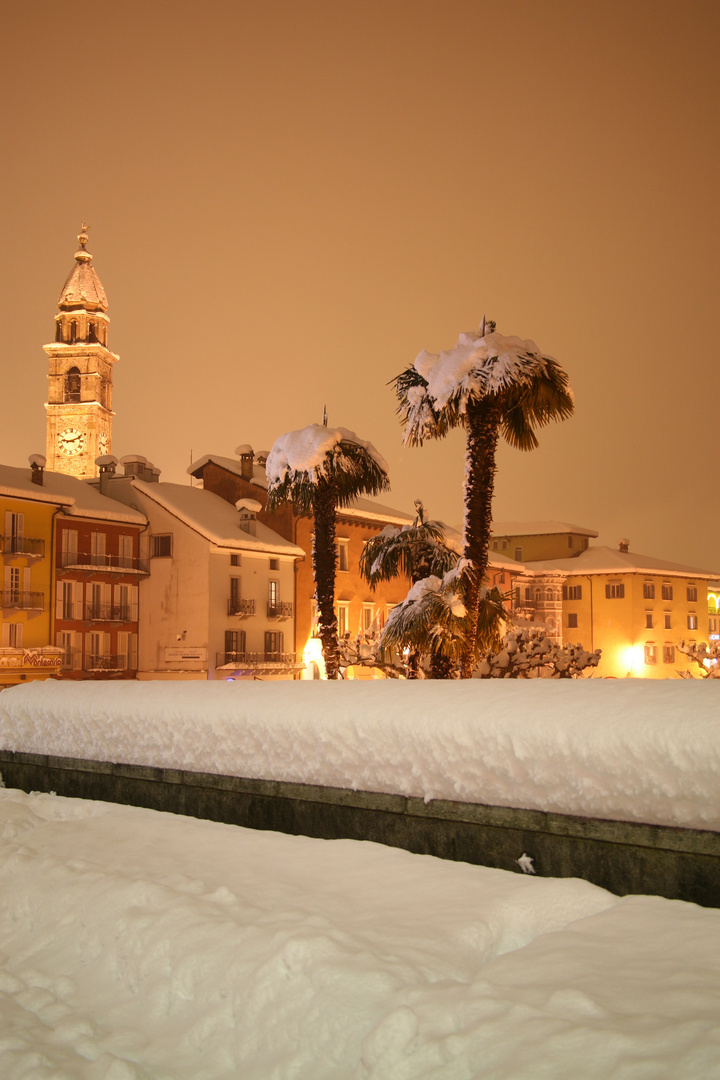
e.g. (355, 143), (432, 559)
(1, 679), (719, 831)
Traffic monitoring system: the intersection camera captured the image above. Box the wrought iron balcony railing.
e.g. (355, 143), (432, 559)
(267, 601), (293, 619)
(227, 597), (255, 617)
(84, 604), (132, 623)
(216, 650), (300, 669)
(84, 653), (134, 672)
(2, 590), (45, 611)
(1, 535), (45, 558)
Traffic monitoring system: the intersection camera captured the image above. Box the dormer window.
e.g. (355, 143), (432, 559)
(64, 367), (81, 403)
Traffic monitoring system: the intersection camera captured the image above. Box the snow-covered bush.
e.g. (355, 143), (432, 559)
(477, 628), (601, 679)
(676, 640), (720, 679)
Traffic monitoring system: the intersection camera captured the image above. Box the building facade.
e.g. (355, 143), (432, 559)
(100, 458), (304, 680)
(492, 522), (718, 678)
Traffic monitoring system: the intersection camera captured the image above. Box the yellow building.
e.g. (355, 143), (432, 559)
(1, 464), (65, 685)
(492, 523), (719, 678)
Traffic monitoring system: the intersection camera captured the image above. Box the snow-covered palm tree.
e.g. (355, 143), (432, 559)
(266, 423), (390, 680)
(394, 320), (573, 678)
(359, 500), (458, 589)
(381, 567), (506, 679)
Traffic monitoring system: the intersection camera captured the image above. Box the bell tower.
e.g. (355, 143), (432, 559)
(44, 225), (118, 478)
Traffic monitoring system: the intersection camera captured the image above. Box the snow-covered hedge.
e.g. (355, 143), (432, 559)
(1, 679), (718, 831)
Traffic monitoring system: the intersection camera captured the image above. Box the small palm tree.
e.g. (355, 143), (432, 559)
(381, 567), (506, 679)
(394, 319), (574, 678)
(359, 500), (458, 588)
(266, 423), (390, 680)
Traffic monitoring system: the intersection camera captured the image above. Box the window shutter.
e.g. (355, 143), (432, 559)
(130, 633), (138, 670)
(131, 585), (139, 621)
(73, 632), (82, 669)
(1, 623), (8, 647)
(23, 568), (31, 598)
(56, 581), (64, 619)
(4, 511), (11, 540)
(75, 581), (84, 620)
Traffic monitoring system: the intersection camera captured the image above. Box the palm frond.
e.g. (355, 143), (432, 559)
(266, 432), (390, 513)
(359, 516), (456, 586)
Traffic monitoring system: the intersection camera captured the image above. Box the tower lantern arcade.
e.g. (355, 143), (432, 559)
(44, 226), (118, 479)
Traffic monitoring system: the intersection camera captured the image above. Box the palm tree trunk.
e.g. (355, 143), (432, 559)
(312, 482), (341, 680)
(460, 398), (502, 678)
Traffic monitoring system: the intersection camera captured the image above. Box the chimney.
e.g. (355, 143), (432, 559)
(119, 455), (160, 483)
(96, 454), (118, 495)
(236, 497), (261, 535)
(618, 538), (629, 553)
(29, 454), (46, 486)
(235, 444), (254, 481)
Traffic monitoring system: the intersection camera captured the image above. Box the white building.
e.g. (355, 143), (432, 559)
(100, 458), (304, 680)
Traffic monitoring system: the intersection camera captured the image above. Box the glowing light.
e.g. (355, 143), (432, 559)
(301, 636), (326, 680)
(709, 593), (720, 613)
(619, 645), (646, 678)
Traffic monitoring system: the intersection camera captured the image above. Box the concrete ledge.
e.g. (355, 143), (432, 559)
(1, 750), (718, 908)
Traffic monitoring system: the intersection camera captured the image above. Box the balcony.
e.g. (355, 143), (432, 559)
(227, 597), (255, 617)
(216, 650), (303, 675)
(1, 535), (45, 559)
(2, 590), (45, 612)
(59, 551), (149, 574)
(84, 604), (132, 623)
(267, 600), (293, 620)
(84, 653), (134, 673)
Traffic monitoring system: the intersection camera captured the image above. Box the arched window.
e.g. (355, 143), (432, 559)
(64, 367), (81, 403)
(88, 321), (97, 343)
(69, 321), (77, 343)
(55, 322), (63, 342)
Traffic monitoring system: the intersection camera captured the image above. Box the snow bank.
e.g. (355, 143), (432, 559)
(1, 679), (718, 830)
(1, 787), (718, 1079)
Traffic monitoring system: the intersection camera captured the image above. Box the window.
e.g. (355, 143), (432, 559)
(230, 577), (240, 604)
(662, 584), (673, 601)
(501, 539), (508, 550)
(687, 585), (698, 602)
(645, 613), (653, 629)
(268, 580), (279, 612)
(4, 623), (22, 648)
(498, 572), (505, 584)
(61, 529), (78, 566)
(7, 566), (20, 604)
(118, 534), (133, 568)
(151, 534), (172, 558)
(562, 584), (583, 600)
(567, 613), (578, 629)
(492, 540), (498, 550)
(687, 614), (698, 630)
(336, 539), (349, 572)
(643, 582), (655, 600)
(64, 367), (81, 403)
(663, 644), (675, 664)
(225, 629), (246, 661)
(514, 546), (523, 562)
(117, 632), (138, 671)
(269, 558), (279, 571)
(664, 613), (672, 630)
(605, 583), (625, 599)
(4, 511), (24, 554)
(265, 630), (284, 657)
(90, 531), (106, 566)
(336, 601), (350, 637)
(230, 554), (241, 566)
(644, 644), (657, 665)
(362, 603), (375, 633)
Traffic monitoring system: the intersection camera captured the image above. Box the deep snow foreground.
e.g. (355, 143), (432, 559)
(1, 788), (719, 1080)
(1, 678), (719, 830)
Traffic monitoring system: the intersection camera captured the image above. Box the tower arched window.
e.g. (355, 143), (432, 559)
(69, 320), (77, 343)
(64, 367), (81, 403)
(55, 322), (63, 342)
(88, 321), (97, 343)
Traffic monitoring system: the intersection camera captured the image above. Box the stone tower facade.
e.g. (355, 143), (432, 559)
(44, 226), (117, 478)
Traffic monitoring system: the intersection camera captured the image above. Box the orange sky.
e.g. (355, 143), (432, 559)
(1, 0), (718, 570)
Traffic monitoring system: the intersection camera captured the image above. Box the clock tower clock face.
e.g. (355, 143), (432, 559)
(58, 428), (86, 456)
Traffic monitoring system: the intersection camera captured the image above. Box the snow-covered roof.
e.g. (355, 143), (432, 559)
(528, 546), (719, 579)
(188, 454), (268, 489)
(0, 464), (146, 525)
(129, 480), (304, 557)
(188, 453), (413, 527)
(491, 521), (599, 538)
(338, 498), (414, 527)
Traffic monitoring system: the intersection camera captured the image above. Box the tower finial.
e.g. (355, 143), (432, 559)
(78, 222), (89, 249)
